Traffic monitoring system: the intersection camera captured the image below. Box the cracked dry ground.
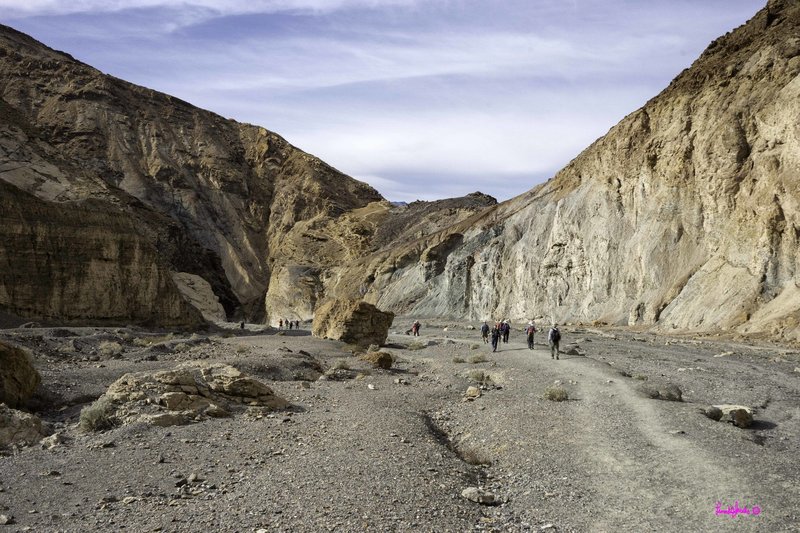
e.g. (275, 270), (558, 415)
(1, 323), (799, 532)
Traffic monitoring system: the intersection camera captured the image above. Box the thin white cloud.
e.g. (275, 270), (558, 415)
(0, 0), (421, 19)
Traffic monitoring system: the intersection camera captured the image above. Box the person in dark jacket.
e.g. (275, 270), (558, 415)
(490, 322), (501, 352)
(526, 321), (537, 350)
(548, 325), (561, 360)
(480, 321), (490, 343)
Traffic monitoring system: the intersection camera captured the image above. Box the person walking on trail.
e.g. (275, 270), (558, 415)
(501, 320), (511, 343)
(548, 324), (561, 359)
(526, 320), (537, 350)
(480, 321), (490, 343)
(490, 322), (501, 352)
(411, 320), (421, 336)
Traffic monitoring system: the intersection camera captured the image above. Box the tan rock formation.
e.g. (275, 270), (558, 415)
(0, 341), (41, 408)
(0, 24), (381, 325)
(312, 299), (394, 347)
(0, 404), (48, 449)
(94, 362), (289, 427)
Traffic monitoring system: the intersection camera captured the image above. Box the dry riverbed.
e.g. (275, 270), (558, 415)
(1, 320), (799, 532)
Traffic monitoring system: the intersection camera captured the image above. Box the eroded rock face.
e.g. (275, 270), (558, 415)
(331, 1), (800, 340)
(0, 25), (381, 325)
(312, 299), (394, 347)
(93, 362), (289, 427)
(0, 341), (41, 408)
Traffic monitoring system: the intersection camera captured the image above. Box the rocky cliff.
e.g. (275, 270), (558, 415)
(335, 0), (800, 340)
(0, 24), (492, 325)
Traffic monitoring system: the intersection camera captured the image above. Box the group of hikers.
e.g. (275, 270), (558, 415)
(481, 319), (561, 359)
(278, 319), (301, 330)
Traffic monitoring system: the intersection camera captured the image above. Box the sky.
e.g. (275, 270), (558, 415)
(0, 0), (765, 202)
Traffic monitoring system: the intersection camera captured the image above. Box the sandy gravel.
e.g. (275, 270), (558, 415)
(1, 320), (799, 532)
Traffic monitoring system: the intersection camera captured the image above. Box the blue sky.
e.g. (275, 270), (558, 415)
(1, 0), (765, 202)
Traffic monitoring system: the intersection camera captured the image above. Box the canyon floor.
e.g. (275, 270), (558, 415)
(1, 319), (799, 532)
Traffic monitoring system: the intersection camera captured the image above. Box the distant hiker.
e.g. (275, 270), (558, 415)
(288, 320), (293, 330)
(411, 320), (421, 336)
(526, 321), (537, 350)
(490, 323), (501, 352)
(240, 321), (245, 330)
(480, 321), (490, 343)
(548, 325), (561, 360)
(294, 320), (300, 330)
(502, 320), (510, 343)
(279, 319), (283, 330)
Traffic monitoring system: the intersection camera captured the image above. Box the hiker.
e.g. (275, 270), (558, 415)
(548, 324), (561, 360)
(490, 322), (501, 352)
(240, 321), (245, 330)
(526, 320), (536, 350)
(278, 319), (283, 330)
(288, 320), (293, 330)
(480, 321), (490, 343)
(502, 320), (511, 343)
(411, 320), (421, 336)
(294, 320), (300, 330)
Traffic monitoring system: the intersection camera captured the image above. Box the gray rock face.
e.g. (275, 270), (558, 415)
(312, 299), (394, 347)
(333, 1), (800, 341)
(0, 341), (41, 408)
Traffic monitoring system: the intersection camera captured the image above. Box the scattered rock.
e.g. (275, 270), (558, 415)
(461, 487), (497, 505)
(359, 351), (393, 369)
(713, 351), (734, 358)
(87, 362), (289, 428)
(562, 344), (585, 356)
(0, 514), (14, 525)
(465, 386), (482, 400)
(703, 406), (723, 421)
(713, 405), (754, 428)
(639, 383), (682, 402)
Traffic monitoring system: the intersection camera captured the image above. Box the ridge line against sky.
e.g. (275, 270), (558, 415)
(1, 0), (765, 202)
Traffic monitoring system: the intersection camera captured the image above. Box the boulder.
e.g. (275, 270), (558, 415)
(0, 341), (41, 408)
(713, 404), (754, 428)
(360, 351), (393, 369)
(312, 299), (394, 347)
(0, 404), (49, 448)
(90, 362), (289, 428)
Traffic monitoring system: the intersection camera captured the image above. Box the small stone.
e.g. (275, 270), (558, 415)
(188, 473), (203, 483)
(0, 514), (13, 525)
(175, 478), (188, 487)
(465, 386), (481, 399)
(461, 487), (497, 505)
(704, 406), (723, 421)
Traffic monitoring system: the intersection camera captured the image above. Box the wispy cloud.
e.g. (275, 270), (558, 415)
(0, 0), (423, 20)
(0, 0), (765, 201)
